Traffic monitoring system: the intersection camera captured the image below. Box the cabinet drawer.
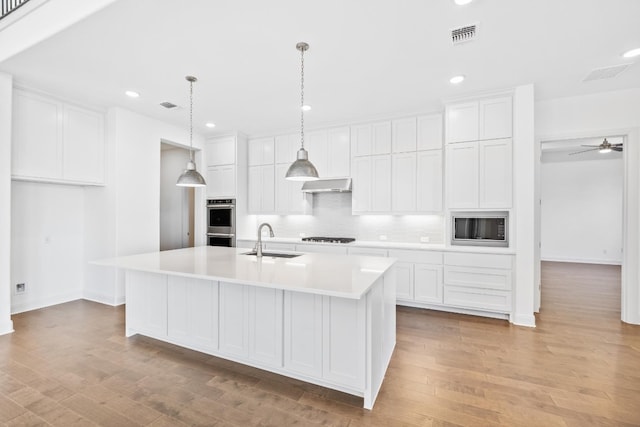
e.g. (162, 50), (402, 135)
(444, 286), (511, 312)
(444, 252), (512, 269)
(444, 266), (512, 291)
(388, 249), (442, 265)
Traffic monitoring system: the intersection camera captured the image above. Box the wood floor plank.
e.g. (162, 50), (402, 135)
(0, 262), (638, 426)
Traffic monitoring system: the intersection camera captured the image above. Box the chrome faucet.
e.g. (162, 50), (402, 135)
(255, 223), (274, 257)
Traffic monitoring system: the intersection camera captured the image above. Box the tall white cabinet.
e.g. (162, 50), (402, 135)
(445, 96), (513, 209)
(12, 88), (105, 185)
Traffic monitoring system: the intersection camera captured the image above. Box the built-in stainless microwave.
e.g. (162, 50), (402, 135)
(451, 212), (508, 247)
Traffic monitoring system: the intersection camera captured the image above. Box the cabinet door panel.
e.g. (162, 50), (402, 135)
(248, 137), (274, 165)
(206, 136), (235, 166)
(125, 271), (167, 338)
(261, 164), (275, 213)
(414, 264), (443, 304)
(417, 114), (443, 151)
(275, 134), (297, 164)
(371, 155), (391, 212)
(284, 292), (323, 377)
(351, 156), (372, 213)
(207, 165), (235, 198)
(219, 282), (249, 357)
(446, 102), (479, 143)
(479, 97), (512, 140)
(249, 287), (283, 367)
(327, 127), (350, 177)
(417, 150), (443, 212)
(248, 166), (261, 213)
(392, 153), (416, 212)
(394, 262), (414, 300)
(63, 106), (104, 183)
(392, 117), (417, 153)
(372, 122), (392, 154)
(12, 90), (62, 179)
(446, 142), (478, 209)
(479, 138), (512, 208)
(168, 276), (218, 350)
(351, 124), (372, 157)
(306, 130), (327, 176)
(322, 296), (365, 388)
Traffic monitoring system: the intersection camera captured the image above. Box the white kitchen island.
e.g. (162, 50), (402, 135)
(95, 246), (396, 409)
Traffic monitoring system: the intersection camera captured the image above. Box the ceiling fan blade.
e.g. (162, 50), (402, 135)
(612, 146), (623, 152)
(569, 148), (598, 155)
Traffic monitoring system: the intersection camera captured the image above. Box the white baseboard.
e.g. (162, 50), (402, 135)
(541, 256), (622, 266)
(0, 319), (14, 336)
(11, 290), (83, 315)
(511, 313), (536, 327)
(82, 289), (125, 306)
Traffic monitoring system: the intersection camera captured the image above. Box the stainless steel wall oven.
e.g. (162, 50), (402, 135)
(207, 199), (236, 247)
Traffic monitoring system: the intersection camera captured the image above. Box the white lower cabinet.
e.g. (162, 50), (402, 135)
(322, 297), (365, 389)
(347, 247), (387, 257)
(284, 292), (323, 377)
(167, 276), (219, 351)
(389, 250), (443, 305)
(125, 271), (167, 338)
(219, 282), (249, 357)
(443, 253), (513, 313)
(248, 287), (283, 367)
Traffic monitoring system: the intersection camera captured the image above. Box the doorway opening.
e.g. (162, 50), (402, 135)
(160, 142), (195, 250)
(538, 135), (624, 316)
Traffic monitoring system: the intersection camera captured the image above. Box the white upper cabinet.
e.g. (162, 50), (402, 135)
(248, 137), (274, 166)
(327, 127), (350, 177)
(12, 89), (105, 185)
(479, 138), (513, 208)
(351, 121), (391, 156)
(446, 141), (479, 209)
(446, 96), (512, 143)
(392, 152), (416, 212)
(306, 130), (328, 176)
(479, 97), (512, 140)
(275, 133), (298, 164)
(416, 150), (443, 212)
(351, 156), (372, 213)
(205, 136), (236, 166)
(206, 165), (236, 199)
(445, 102), (479, 144)
(351, 154), (391, 214)
(274, 163), (311, 214)
(392, 117), (417, 153)
(417, 114), (443, 151)
(248, 164), (274, 213)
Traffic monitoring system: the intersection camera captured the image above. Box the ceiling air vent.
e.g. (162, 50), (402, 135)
(583, 64), (630, 82)
(159, 101), (178, 109)
(451, 24), (477, 44)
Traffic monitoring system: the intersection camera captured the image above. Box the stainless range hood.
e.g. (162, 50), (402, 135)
(301, 178), (352, 193)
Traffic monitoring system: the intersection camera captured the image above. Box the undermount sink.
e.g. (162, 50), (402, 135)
(243, 251), (302, 259)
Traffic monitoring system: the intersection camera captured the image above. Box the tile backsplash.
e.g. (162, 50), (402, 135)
(255, 192), (444, 243)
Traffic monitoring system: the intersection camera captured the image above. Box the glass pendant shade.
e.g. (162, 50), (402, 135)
(285, 148), (319, 181)
(176, 159), (206, 187)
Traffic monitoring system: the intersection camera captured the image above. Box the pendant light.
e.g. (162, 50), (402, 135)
(286, 42), (319, 181)
(176, 75), (207, 187)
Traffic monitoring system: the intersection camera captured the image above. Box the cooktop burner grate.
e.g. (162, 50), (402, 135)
(301, 237), (356, 244)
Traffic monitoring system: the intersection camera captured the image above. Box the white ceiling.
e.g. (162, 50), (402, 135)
(1, 0), (639, 137)
(541, 136), (624, 163)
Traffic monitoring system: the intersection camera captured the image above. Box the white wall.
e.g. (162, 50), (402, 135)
(84, 107), (206, 306)
(541, 158), (623, 264)
(10, 181), (85, 313)
(536, 88), (640, 324)
(160, 146), (191, 251)
(0, 72), (14, 334)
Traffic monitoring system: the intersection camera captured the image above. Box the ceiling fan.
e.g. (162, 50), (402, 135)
(569, 138), (623, 155)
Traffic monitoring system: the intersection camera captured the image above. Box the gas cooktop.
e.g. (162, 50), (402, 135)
(301, 237), (356, 244)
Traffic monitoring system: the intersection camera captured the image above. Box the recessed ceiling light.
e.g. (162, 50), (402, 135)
(125, 90), (140, 98)
(301, 105), (311, 111)
(622, 47), (640, 58)
(449, 75), (465, 84)
(454, 0), (473, 5)
(205, 122), (216, 128)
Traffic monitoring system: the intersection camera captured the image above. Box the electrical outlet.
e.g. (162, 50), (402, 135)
(379, 235), (387, 241)
(16, 283), (26, 294)
(420, 236), (430, 243)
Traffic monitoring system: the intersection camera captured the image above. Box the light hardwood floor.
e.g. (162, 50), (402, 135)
(1, 262), (639, 426)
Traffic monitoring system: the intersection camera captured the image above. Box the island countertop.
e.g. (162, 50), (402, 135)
(94, 246), (396, 299)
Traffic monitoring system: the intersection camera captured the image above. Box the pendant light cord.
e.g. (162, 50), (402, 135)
(300, 46), (305, 150)
(189, 79), (194, 162)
